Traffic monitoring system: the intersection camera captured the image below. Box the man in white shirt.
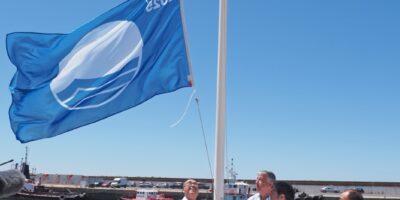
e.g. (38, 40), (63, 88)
(248, 170), (274, 200)
(182, 179), (199, 200)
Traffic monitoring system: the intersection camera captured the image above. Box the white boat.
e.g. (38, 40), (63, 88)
(119, 188), (173, 200)
(224, 160), (250, 200)
(225, 181), (250, 200)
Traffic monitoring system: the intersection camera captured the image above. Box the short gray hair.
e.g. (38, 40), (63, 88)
(258, 170), (276, 181)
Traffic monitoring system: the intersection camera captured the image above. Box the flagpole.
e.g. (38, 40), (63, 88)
(214, 0), (227, 199)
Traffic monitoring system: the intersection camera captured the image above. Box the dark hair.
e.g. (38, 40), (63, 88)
(275, 181), (295, 200)
(268, 171), (276, 181)
(344, 190), (363, 200)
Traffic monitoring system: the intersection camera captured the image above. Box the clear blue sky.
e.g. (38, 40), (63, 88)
(0, 0), (399, 182)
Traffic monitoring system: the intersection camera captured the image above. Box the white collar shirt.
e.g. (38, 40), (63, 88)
(247, 193), (271, 200)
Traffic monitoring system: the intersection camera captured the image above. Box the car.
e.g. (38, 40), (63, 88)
(94, 181), (104, 187)
(111, 177), (128, 188)
(351, 187), (364, 193)
(198, 183), (210, 190)
(320, 186), (340, 193)
(88, 181), (104, 188)
(138, 182), (153, 188)
(169, 182), (183, 189)
(128, 181), (136, 187)
(101, 181), (112, 187)
(88, 183), (96, 188)
(154, 182), (169, 188)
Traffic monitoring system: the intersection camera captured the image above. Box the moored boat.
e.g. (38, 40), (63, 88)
(12, 147), (86, 200)
(224, 181), (250, 200)
(16, 183), (86, 200)
(119, 189), (173, 200)
(224, 159), (250, 200)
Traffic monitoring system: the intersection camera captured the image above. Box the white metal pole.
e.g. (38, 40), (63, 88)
(214, 0), (227, 199)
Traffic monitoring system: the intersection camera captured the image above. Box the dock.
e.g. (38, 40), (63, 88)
(44, 184), (400, 200)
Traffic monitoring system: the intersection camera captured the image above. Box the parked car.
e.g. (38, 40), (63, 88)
(351, 187), (365, 193)
(138, 182), (153, 188)
(169, 182), (183, 189)
(320, 186), (340, 193)
(88, 183), (96, 188)
(154, 182), (169, 188)
(94, 181), (104, 187)
(88, 181), (103, 188)
(111, 177), (129, 188)
(128, 181), (136, 187)
(101, 181), (112, 187)
(198, 183), (210, 190)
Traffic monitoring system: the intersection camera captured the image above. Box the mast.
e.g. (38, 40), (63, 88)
(22, 146), (30, 179)
(227, 158), (237, 184)
(24, 146), (28, 164)
(214, 0), (227, 199)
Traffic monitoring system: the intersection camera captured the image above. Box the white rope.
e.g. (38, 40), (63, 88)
(169, 90), (214, 179)
(195, 97), (214, 179)
(169, 89), (197, 128)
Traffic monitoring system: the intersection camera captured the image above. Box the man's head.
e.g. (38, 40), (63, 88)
(340, 190), (363, 200)
(256, 170), (274, 198)
(267, 171), (276, 181)
(273, 181), (295, 200)
(183, 179), (199, 200)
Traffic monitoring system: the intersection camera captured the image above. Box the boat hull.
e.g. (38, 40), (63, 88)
(16, 192), (86, 200)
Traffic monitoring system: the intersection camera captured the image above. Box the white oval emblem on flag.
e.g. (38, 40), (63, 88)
(50, 20), (143, 110)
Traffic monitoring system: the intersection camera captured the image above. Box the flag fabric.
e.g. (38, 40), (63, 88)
(6, 0), (193, 143)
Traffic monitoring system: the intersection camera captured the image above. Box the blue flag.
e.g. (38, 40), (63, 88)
(6, 0), (193, 143)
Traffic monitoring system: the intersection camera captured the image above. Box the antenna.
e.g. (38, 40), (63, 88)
(227, 158), (238, 184)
